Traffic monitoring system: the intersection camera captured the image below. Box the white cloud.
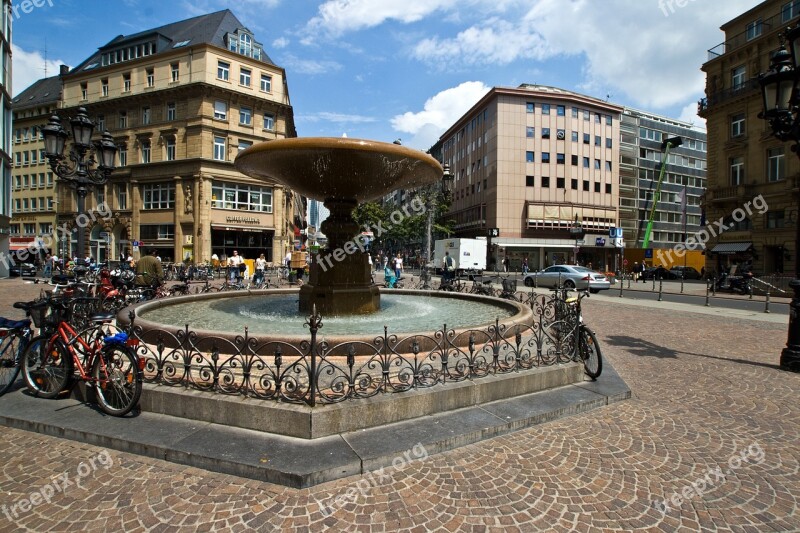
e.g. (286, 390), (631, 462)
(677, 101), (705, 129)
(300, 112), (376, 124)
(391, 81), (490, 149)
(411, 0), (761, 111)
(279, 54), (342, 75)
(12, 45), (66, 96)
(272, 37), (290, 49)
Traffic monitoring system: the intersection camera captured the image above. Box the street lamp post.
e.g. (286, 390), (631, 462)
(569, 215), (584, 265)
(42, 107), (117, 264)
(758, 27), (800, 372)
(424, 163), (454, 269)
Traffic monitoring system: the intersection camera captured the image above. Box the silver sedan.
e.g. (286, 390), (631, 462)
(523, 265), (611, 292)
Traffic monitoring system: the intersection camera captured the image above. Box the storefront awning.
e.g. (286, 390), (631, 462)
(710, 242), (753, 254)
(211, 224), (274, 233)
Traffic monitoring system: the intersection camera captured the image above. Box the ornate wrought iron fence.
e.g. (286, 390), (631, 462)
(125, 290), (581, 406)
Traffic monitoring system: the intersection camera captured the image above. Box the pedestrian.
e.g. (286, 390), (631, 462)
(502, 256), (509, 273)
(228, 250), (244, 281)
(134, 248), (164, 287)
(254, 253), (267, 285)
(442, 251), (456, 280)
(522, 257), (529, 275)
(394, 252), (403, 280)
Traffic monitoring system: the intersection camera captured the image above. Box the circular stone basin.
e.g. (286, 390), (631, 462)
(138, 292), (516, 336)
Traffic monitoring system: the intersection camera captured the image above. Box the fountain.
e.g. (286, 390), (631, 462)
(234, 137), (443, 315)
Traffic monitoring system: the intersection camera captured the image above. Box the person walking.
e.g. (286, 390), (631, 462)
(502, 256), (509, 273)
(442, 251), (456, 281)
(134, 248), (164, 287)
(394, 252), (403, 280)
(228, 250), (244, 281)
(254, 253), (267, 285)
(521, 257), (529, 275)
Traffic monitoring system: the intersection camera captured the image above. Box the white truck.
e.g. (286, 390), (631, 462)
(433, 238), (487, 276)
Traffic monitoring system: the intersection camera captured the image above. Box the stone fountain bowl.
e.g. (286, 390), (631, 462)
(234, 137), (443, 202)
(119, 289), (534, 356)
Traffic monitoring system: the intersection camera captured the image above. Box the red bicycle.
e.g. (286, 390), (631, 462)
(20, 298), (143, 416)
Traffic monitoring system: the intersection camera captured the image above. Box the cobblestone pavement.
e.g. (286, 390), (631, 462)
(0, 277), (798, 532)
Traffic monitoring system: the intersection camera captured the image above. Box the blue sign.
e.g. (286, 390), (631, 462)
(644, 248), (653, 259)
(608, 227), (623, 238)
(595, 238), (606, 246)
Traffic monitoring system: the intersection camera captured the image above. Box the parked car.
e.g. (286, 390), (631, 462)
(9, 262), (37, 277)
(523, 265), (611, 293)
(669, 266), (702, 280)
(641, 266), (678, 280)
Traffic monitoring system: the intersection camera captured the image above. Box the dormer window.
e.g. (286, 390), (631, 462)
(225, 29), (263, 61)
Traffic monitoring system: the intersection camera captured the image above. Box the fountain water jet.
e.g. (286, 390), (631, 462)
(235, 137), (443, 314)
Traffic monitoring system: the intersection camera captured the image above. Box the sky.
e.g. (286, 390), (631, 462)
(11, 0), (763, 150)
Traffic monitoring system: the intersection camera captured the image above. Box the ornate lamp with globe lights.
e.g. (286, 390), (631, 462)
(758, 26), (800, 372)
(42, 107), (117, 263)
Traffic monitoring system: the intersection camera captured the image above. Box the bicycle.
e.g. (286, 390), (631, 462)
(0, 305), (36, 396)
(553, 289), (602, 380)
(20, 297), (143, 416)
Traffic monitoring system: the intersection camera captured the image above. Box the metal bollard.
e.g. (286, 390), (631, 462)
(680, 273), (684, 294)
(711, 276), (716, 296)
(652, 275), (656, 291)
(765, 289), (771, 314)
(658, 279), (663, 301)
(619, 273), (624, 297)
(627, 274), (631, 289)
(749, 282), (753, 300)
(705, 280), (710, 307)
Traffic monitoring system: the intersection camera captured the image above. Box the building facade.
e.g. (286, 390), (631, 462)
(437, 85), (623, 272)
(8, 73), (62, 265)
(618, 108), (707, 269)
(50, 9), (298, 264)
(699, 0), (799, 275)
(0, 0), (12, 277)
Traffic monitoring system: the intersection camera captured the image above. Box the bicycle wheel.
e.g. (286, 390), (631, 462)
(580, 327), (603, 380)
(92, 344), (142, 416)
(0, 333), (23, 395)
(21, 336), (72, 398)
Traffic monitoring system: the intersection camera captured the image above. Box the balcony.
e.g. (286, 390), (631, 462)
(697, 78), (760, 116)
(707, 9), (789, 61)
(706, 185), (746, 203)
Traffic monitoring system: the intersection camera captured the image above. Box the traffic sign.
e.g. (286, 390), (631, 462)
(488, 228), (500, 238)
(577, 239), (585, 245)
(609, 227), (623, 238)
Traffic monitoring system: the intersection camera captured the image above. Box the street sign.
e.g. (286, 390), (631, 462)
(569, 227), (583, 235)
(132, 240), (140, 247)
(595, 238), (606, 246)
(644, 248), (653, 259)
(488, 228), (500, 238)
(609, 227), (623, 238)
(577, 239), (585, 245)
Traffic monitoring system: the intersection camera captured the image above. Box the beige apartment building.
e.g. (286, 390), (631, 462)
(8, 74), (60, 263)
(699, 0), (800, 276)
(437, 85), (623, 271)
(50, 9), (299, 264)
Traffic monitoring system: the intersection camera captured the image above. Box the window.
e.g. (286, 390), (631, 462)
(730, 156), (744, 185)
(239, 106), (252, 125)
(96, 115), (105, 132)
(594, 159), (601, 169)
(583, 133), (590, 144)
(594, 182), (601, 193)
(166, 138), (176, 161)
(119, 111), (127, 128)
(605, 161), (612, 171)
(583, 157), (589, 168)
(605, 115), (612, 126)
(542, 128), (550, 139)
(24, 222), (35, 233)
(118, 146), (127, 167)
(606, 137), (612, 149)
(217, 61), (230, 81)
(117, 184), (127, 210)
(784, 0), (800, 22)
(101, 78), (109, 96)
(542, 152), (550, 163)
(47, 173), (54, 187)
(167, 102), (176, 121)
(571, 155), (578, 166)
(146, 68), (154, 87)
(141, 107), (150, 125)
(240, 68), (251, 86)
(171, 63), (179, 82)
(541, 176), (550, 188)
(767, 211), (785, 228)
(571, 178), (578, 190)
(40, 222), (52, 234)
(768, 147), (785, 181)
(746, 19), (762, 40)
(123, 73), (131, 92)
(583, 180), (590, 191)
(541, 104), (550, 115)
(732, 66), (746, 90)
(238, 140), (253, 152)
(142, 183), (175, 210)
(571, 131), (578, 142)
(583, 110), (590, 121)
(141, 140), (151, 163)
(526, 151), (534, 163)
(595, 113), (601, 124)
(263, 113), (275, 131)
(594, 135), (601, 146)
(526, 102), (534, 113)
(605, 184), (612, 194)
(140, 224), (175, 240)
(214, 100), (227, 120)
(260, 74), (272, 92)
(731, 113), (745, 137)
(80, 82), (87, 100)
(572, 107), (578, 118)
(556, 177), (565, 189)
(211, 181), (273, 212)
(526, 175), (534, 187)
(556, 153), (565, 164)
(214, 136), (226, 161)
(526, 126), (535, 138)
(556, 105), (565, 116)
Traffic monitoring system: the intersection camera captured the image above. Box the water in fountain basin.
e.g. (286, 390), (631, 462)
(140, 293), (515, 336)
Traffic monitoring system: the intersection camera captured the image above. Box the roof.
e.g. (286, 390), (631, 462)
(71, 9), (276, 73)
(12, 75), (61, 109)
